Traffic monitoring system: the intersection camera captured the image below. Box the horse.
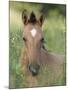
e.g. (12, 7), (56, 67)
(20, 10), (66, 87)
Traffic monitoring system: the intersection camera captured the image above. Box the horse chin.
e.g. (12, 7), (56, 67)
(31, 71), (39, 76)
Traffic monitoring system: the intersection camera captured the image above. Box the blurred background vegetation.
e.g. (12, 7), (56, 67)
(9, 1), (66, 88)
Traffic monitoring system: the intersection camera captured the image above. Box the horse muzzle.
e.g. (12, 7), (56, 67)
(29, 64), (40, 76)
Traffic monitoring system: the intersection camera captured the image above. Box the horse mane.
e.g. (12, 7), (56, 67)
(29, 11), (37, 24)
(42, 44), (48, 51)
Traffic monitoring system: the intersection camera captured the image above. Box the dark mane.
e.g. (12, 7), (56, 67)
(28, 11), (37, 24)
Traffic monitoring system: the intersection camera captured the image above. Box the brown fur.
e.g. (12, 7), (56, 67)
(20, 48), (65, 87)
(20, 11), (65, 87)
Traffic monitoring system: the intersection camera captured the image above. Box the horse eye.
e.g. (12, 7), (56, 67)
(23, 37), (26, 41)
(41, 38), (44, 43)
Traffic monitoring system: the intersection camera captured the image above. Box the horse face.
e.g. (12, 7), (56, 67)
(22, 10), (45, 76)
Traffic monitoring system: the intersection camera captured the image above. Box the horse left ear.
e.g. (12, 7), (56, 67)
(38, 15), (45, 26)
(22, 9), (28, 25)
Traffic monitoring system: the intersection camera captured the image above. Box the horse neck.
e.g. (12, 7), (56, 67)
(40, 48), (65, 65)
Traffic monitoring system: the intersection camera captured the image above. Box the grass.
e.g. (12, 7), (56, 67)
(9, 8), (66, 88)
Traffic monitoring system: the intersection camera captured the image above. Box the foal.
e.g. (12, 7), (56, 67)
(20, 10), (65, 87)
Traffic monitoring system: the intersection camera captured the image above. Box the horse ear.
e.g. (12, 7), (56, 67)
(22, 10), (28, 25)
(38, 14), (45, 26)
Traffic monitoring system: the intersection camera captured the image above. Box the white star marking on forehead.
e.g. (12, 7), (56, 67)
(30, 28), (37, 37)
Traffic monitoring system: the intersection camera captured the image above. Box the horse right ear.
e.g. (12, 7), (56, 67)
(38, 14), (45, 27)
(22, 10), (28, 25)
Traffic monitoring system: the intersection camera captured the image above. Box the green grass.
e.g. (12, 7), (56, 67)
(9, 8), (66, 88)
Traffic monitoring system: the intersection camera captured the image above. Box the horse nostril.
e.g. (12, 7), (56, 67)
(29, 64), (40, 76)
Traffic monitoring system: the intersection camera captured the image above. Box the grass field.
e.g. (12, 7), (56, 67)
(9, 4), (66, 88)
